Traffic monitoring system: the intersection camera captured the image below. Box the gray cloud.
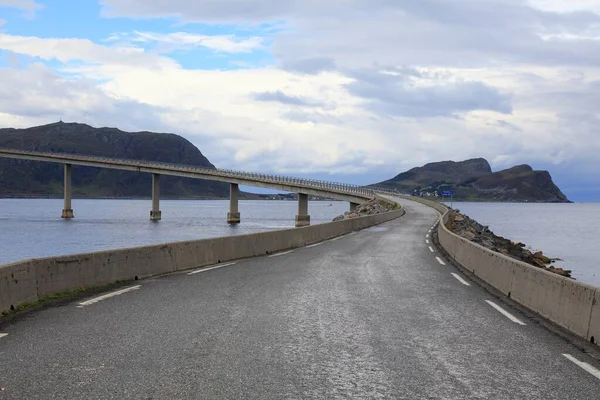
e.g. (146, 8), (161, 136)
(253, 90), (322, 107)
(101, 0), (600, 68)
(345, 68), (512, 117)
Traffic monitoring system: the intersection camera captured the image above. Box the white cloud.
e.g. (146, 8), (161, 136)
(0, 0), (42, 17)
(0, 33), (177, 69)
(117, 31), (265, 54)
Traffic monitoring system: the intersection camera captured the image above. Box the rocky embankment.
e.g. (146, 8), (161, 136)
(446, 210), (571, 278)
(333, 198), (397, 221)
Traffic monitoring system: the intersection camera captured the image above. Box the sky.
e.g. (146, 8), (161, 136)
(0, 1), (599, 201)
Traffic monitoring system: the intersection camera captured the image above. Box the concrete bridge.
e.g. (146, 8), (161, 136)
(0, 148), (383, 226)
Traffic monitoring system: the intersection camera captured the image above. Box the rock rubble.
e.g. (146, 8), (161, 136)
(332, 198), (396, 221)
(446, 210), (571, 278)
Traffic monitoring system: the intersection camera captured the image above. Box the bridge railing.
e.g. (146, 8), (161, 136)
(0, 148), (384, 198)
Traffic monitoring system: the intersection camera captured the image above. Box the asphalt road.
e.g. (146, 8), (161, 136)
(1, 199), (600, 399)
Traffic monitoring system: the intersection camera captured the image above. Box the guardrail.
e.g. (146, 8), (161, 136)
(0, 148), (398, 199)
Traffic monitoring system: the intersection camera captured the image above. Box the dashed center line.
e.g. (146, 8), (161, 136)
(451, 273), (471, 286)
(435, 257), (446, 265)
(425, 240), (429, 244)
(0, 333), (8, 339)
(485, 300), (526, 325)
(429, 246), (435, 253)
(426, 234), (429, 238)
(306, 242), (323, 248)
(188, 262), (237, 275)
(563, 354), (600, 380)
(77, 285), (141, 308)
(269, 250), (294, 258)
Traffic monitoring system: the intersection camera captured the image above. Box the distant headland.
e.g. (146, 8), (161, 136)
(376, 158), (570, 203)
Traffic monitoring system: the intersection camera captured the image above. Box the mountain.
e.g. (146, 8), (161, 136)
(378, 158), (570, 202)
(0, 122), (230, 198)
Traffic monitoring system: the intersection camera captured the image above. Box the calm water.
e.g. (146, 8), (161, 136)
(0, 199), (348, 265)
(449, 202), (600, 288)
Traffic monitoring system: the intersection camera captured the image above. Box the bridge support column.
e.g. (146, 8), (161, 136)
(61, 164), (74, 219)
(350, 202), (359, 212)
(295, 193), (310, 227)
(150, 173), (161, 221)
(227, 183), (241, 224)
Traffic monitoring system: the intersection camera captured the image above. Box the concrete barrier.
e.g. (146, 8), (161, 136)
(431, 201), (599, 346)
(0, 208), (405, 315)
(589, 288), (600, 345)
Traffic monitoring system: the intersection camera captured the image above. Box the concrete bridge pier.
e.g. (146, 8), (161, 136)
(227, 183), (241, 224)
(61, 164), (74, 219)
(350, 202), (359, 212)
(150, 173), (161, 221)
(295, 193), (310, 227)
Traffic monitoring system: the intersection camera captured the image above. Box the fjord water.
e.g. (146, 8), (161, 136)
(0, 199), (348, 265)
(450, 202), (600, 287)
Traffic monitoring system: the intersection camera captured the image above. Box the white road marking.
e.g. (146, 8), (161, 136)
(426, 239), (429, 244)
(330, 237), (341, 241)
(485, 300), (526, 325)
(435, 257), (446, 265)
(268, 250), (294, 258)
(348, 232), (357, 236)
(563, 354), (600, 380)
(426, 234), (429, 238)
(306, 242), (323, 248)
(429, 246), (435, 253)
(77, 285), (141, 307)
(0, 333), (7, 339)
(188, 262), (237, 275)
(451, 273), (471, 286)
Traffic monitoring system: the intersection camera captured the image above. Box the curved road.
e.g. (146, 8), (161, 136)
(1, 199), (599, 399)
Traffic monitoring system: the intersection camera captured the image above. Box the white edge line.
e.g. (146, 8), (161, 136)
(78, 285), (141, 307)
(306, 242), (323, 248)
(429, 246), (435, 253)
(451, 273), (471, 286)
(435, 256), (446, 265)
(0, 333), (7, 339)
(563, 354), (600, 380)
(348, 232), (357, 236)
(485, 300), (526, 325)
(188, 262), (237, 275)
(268, 250), (294, 258)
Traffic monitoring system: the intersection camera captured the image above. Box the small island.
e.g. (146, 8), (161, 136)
(377, 158), (569, 203)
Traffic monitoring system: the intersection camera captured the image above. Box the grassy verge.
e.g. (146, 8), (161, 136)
(0, 280), (134, 323)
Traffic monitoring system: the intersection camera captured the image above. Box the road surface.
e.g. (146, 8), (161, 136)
(1, 199), (599, 399)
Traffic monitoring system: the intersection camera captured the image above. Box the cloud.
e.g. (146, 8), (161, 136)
(0, 63), (169, 132)
(0, 33), (177, 69)
(345, 67), (512, 117)
(0, 0), (42, 17)
(108, 31), (264, 54)
(253, 90), (322, 107)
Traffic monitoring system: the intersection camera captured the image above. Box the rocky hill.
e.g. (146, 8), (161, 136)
(0, 122), (229, 198)
(378, 158), (569, 202)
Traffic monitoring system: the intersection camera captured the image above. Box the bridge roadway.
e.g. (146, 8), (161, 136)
(0, 148), (370, 203)
(1, 199), (599, 399)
